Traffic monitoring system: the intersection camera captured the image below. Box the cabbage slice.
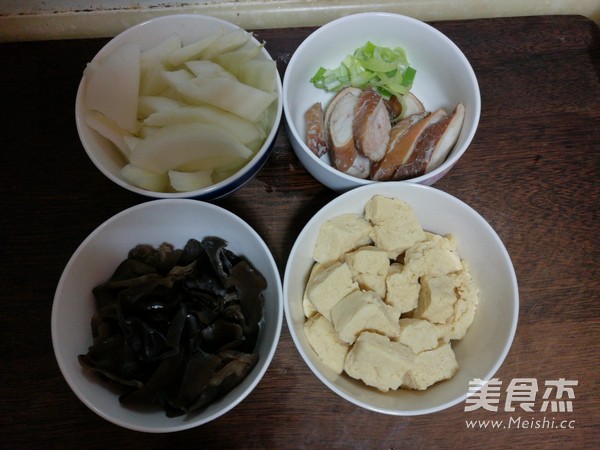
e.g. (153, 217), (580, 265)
(168, 169), (213, 191)
(129, 122), (253, 173)
(143, 105), (263, 145)
(85, 42), (141, 133)
(121, 164), (168, 191)
(167, 31), (222, 67)
(172, 76), (277, 122)
(84, 110), (133, 159)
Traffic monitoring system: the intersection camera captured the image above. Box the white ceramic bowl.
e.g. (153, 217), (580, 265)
(52, 200), (283, 432)
(75, 14), (283, 200)
(283, 183), (518, 415)
(283, 12), (480, 192)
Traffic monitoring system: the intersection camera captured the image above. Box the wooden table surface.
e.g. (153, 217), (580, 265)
(1, 14), (598, 449)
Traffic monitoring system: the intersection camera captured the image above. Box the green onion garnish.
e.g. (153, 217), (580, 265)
(309, 41), (416, 99)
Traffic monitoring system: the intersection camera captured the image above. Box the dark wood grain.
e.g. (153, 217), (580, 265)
(1, 15), (598, 449)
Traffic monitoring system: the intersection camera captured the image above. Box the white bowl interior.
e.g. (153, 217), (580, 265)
(283, 183), (518, 415)
(75, 14), (282, 199)
(52, 199), (283, 432)
(283, 12), (480, 190)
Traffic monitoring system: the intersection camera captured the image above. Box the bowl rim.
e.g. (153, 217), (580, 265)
(282, 182), (519, 415)
(52, 198), (284, 432)
(75, 13), (283, 200)
(282, 11), (481, 187)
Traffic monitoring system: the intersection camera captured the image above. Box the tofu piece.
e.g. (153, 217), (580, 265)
(344, 331), (416, 392)
(355, 273), (386, 299)
(413, 275), (457, 324)
(425, 232), (458, 252)
(445, 266), (480, 340)
(446, 297), (477, 341)
(344, 246), (390, 276)
(435, 323), (452, 343)
(304, 314), (349, 374)
(302, 263), (326, 318)
(331, 290), (400, 344)
(397, 318), (440, 354)
(365, 196), (426, 259)
(313, 213), (372, 265)
(344, 246), (389, 298)
(388, 262), (404, 275)
(404, 238), (463, 278)
(305, 262), (358, 321)
(402, 342), (459, 390)
(364, 195), (415, 224)
(385, 269), (420, 316)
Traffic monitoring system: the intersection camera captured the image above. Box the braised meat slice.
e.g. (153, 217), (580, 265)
(353, 89), (391, 162)
(305, 101), (328, 157)
(326, 87), (371, 178)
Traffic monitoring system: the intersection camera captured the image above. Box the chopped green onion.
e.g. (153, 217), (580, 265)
(309, 66), (327, 83)
(310, 41), (416, 99)
(402, 66), (417, 87)
(375, 86), (393, 100)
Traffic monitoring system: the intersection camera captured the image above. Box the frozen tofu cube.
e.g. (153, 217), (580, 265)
(369, 218), (426, 260)
(446, 297), (477, 341)
(398, 318), (440, 354)
(305, 261), (358, 321)
(331, 290), (400, 344)
(313, 213), (372, 265)
(404, 239), (463, 278)
(303, 263), (326, 318)
(355, 273), (387, 299)
(414, 275), (457, 324)
(385, 269), (420, 316)
(445, 267), (480, 340)
(388, 262), (404, 275)
(435, 323), (452, 343)
(344, 331), (416, 392)
(402, 342), (459, 390)
(425, 232), (458, 252)
(364, 195), (415, 225)
(344, 246), (390, 276)
(304, 314), (349, 374)
(345, 246), (389, 298)
(365, 196), (426, 258)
